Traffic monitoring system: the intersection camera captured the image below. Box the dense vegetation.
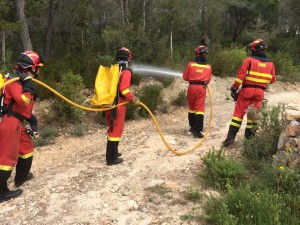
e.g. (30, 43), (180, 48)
(183, 106), (300, 225)
(0, 0), (299, 89)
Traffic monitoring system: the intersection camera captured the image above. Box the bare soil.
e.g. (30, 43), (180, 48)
(1, 76), (300, 225)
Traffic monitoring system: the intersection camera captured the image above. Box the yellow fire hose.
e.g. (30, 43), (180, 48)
(0, 77), (213, 155)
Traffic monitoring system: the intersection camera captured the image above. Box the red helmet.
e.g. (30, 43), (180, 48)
(250, 39), (267, 52)
(18, 51), (43, 70)
(194, 45), (208, 55)
(116, 47), (132, 61)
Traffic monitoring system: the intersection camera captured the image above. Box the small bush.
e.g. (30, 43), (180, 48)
(53, 70), (85, 124)
(131, 73), (142, 86)
(244, 105), (283, 160)
(200, 148), (246, 191)
(34, 126), (59, 147)
(185, 188), (202, 201)
(71, 124), (85, 137)
(161, 76), (175, 87)
(125, 102), (138, 120)
(138, 84), (163, 117)
(212, 46), (246, 77)
(173, 90), (187, 106)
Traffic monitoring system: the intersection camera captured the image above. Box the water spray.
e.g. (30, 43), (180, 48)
(132, 63), (183, 77)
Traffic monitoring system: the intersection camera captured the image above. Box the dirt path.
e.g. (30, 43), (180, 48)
(1, 77), (300, 225)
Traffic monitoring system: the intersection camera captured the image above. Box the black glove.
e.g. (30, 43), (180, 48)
(26, 115), (38, 138)
(230, 87), (239, 101)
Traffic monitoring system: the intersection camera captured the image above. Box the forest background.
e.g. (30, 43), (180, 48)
(0, 0), (299, 93)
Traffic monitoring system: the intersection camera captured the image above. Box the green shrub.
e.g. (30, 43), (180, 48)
(185, 188), (202, 201)
(173, 90), (187, 106)
(244, 105), (283, 160)
(125, 102), (138, 120)
(269, 51), (300, 82)
(205, 185), (300, 225)
(161, 76), (175, 87)
(71, 123), (85, 137)
(131, 73), (142, 86)
(53, 70), (85, 124)
(34, 126), (59, 147)
(212, 46), (246, 77)
(138, 84), (163, 117)
(200, 148), (246, 191)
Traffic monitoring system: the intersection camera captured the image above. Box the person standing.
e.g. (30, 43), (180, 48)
(0, 51), (43, 202)
(222, 39), (276, 147)
(183, 44), (212, 138)
(104, 47), (138, 166)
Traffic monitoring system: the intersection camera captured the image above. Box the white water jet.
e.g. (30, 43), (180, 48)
(132, 63), (183, 77)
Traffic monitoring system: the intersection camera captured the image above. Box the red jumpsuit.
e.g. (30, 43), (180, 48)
(105, 68), (133, 141)
(183, 61), (212, 134)
(228, 56), (276, 139)
(0, 81), (35, 172)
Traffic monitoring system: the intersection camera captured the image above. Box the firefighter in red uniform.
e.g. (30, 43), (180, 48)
(183, 44), (212, 138)
(222, 39), (276, 147)
(104, 47), (138, 166)
(0, 51), (43, 202)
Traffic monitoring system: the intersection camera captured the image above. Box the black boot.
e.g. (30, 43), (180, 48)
(106, 140), (123, 166)
(191, 114), (204, 138)
(15, 157), (34, 187)
(0, 170), (23, 203)
(223, 125), (239, 147)
(245, 120), (256, 139)
(188, 112), (195, 132)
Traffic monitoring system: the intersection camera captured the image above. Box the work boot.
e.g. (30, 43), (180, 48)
(15, 172), (33, 187)
(106, 140), (123, 165)
(222, 125), (239, 147)
(0, 170), (23, 202)
(190, 114), (204, 138)
(0, 189), (23, 203)
(191, 130), (204, 138)
(107, 158), (124, 166)
(222, 138), (235, 147)
(188, 112), (195, 131)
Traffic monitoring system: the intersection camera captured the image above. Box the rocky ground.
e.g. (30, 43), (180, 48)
(1, 76), (300, 225)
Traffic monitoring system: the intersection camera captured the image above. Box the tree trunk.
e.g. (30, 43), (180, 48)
(170, 25), (173, 59)
(44, 0), (58, 59)
(1, 31), (5, 63)
(143, 0), (146, 32)
(16, 0), (32, 51)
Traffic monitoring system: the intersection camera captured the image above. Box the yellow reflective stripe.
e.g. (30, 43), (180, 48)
(247, 120), (254, 123)
(21, 94), (31, 104)
(246, 125), (253, 128)
(195, 111), (204, 115)
(248, 70), (273, 79)
(121, 88), (130, 95)
(107, 136), (120, 141)
(19, 153), (33, 159)
(245, 76), (270, 84)
(23, 76), (31, 81)
(230, 122), (241, 128)
(235, 78), (243, 83)
(0, 165), (14, 171)
(232, 116), (243, 122)
(190, 64), (210, 68)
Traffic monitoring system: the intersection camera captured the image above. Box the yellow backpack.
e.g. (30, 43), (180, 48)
(0, 73), (4, 93)
(90, 64), (121, 107)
